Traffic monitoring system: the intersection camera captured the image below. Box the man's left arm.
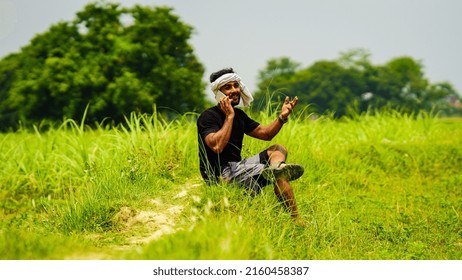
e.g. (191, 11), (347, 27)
(248, 96), (298, 141)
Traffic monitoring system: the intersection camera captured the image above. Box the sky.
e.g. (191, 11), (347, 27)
(1, 0), (462, 100)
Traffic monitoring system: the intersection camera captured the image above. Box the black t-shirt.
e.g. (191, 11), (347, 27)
(197, 105), (260, 183)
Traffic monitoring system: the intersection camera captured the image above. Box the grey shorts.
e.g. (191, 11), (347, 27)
(221, 150), (272, 194)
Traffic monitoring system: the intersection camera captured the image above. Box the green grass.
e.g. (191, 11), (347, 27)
(0, 110), (461, 260)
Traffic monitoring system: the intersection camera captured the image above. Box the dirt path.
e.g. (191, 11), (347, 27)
(117, 181), (202, 244)
(66, 180), (202, 259)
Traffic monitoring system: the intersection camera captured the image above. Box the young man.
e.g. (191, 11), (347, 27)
(197, 68), (304, 221)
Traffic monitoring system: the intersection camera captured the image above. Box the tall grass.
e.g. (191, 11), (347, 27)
(0, 109), (461, 259)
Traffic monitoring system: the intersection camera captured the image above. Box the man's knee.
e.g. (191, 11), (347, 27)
(267, 144), (288, 158)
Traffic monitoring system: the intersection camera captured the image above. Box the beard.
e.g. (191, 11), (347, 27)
(229, 93), (241, 106)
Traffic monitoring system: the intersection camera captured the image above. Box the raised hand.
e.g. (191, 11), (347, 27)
(280, 96), (298, 119)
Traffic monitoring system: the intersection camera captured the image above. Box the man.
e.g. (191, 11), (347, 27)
(197, 68), (304, 221)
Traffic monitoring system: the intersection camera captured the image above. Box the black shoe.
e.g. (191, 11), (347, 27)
(262, 163), (304, 181)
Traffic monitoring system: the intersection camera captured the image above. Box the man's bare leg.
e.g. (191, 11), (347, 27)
(274, 179), (301, 219)
(266, 144), (303, 222)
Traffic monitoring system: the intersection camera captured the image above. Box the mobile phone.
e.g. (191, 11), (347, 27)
(215, 91), (227, 103)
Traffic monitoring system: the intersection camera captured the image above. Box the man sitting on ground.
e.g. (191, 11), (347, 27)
(197, 68), (304, 222)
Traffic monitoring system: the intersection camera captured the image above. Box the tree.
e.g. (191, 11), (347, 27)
(423, 82), (461, 116)
(295, 60), (367, 116)
(0, 1), (206, 130)
(366, 57), (428, 113)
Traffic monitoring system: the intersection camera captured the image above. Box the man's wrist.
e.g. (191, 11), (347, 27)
(278, 114), (288, 124)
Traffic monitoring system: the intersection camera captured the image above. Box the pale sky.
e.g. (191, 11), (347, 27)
(1, 0), (461, 100)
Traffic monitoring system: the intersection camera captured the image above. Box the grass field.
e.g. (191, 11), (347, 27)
(0, 110), (461, 260)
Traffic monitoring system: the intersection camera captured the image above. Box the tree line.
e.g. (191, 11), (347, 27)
(252, 50), (461, 117)
(0, 2), (460, 131)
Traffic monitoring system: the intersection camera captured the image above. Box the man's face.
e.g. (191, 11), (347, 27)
(220, 81), (241, 106)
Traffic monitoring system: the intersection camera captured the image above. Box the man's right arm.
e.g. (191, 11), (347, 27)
(204, 97), (235, 154)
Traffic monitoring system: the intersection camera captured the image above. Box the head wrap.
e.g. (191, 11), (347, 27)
(210, 73), (254, 107)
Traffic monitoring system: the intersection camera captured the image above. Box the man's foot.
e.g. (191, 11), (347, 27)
(262, 162), (304, 181)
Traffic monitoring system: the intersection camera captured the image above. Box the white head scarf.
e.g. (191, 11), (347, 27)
(210, 73), (254, 107)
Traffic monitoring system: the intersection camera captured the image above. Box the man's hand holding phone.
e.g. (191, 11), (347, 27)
(215, 91), (227, 103)
(216, 91), (234, 119)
